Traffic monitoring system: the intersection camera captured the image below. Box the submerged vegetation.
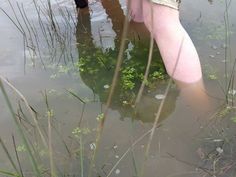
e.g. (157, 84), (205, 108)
(0, 0), (236, 177)
(75, 43), (167, 105)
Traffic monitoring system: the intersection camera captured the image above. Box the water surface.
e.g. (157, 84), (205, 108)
(0, 0), (236, 176)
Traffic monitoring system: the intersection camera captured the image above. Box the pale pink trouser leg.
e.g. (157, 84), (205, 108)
(142, 1), (202, 83)
(129, 0), (202, 83)
(128, 0), (144, 22)
(128, 0), (211, 112)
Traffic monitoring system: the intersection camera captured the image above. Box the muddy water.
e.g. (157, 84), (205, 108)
(0, 0), (236, 176)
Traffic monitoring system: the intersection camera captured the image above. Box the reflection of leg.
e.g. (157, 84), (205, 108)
(76, 5), (92, 55)
(142, 1), (202, 83)
(101, 0), (125, 37)
(76, 5), (90, 33)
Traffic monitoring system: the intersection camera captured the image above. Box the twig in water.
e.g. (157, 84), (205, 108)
(12, 135), (24, 177)
(106, 124), (161, 177)
(88, 2), (131, 177)
(166, 152), (213, 176)
(140, 21), (185, 177)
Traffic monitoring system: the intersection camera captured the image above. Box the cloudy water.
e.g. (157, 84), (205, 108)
(0, 0), (236, 176)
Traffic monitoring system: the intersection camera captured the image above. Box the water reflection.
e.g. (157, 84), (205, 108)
(75, 1), (179, 123)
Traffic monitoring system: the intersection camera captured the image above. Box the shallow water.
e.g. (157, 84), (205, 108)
(0, 0), (236, 176)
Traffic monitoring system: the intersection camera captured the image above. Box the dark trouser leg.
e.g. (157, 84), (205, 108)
(74, 0), (88, 8)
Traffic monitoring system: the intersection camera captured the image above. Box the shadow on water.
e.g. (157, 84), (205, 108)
(0, 0), (236, 176)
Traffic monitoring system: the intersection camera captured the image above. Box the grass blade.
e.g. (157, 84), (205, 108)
(12, 135), (24, 177)
(0, 170), (21, 177)
(88, 2), (131, 177)
(66, 89), (85, 104)
(80, 136), (84, 177)
(106, 125), (161, 177)
(48, 111), (56, 177)
(0, 138), (20, 175)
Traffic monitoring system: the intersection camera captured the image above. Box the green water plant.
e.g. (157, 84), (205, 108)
(75, 41), (167, 107)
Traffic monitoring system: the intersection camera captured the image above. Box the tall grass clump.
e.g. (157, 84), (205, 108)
(0, 77), (41, 177)
(0, 0), (77, 69)
(223, 0), (236, 106)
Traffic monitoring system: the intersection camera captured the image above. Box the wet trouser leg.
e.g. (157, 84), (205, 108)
(74, 0), (88, 9)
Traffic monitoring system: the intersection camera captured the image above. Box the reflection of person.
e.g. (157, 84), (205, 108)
(75, 1), (178, 122)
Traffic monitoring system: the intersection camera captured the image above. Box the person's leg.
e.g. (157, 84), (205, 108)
(142, 0), (202, 83)
(129, 0), (144, 22)
(129, 0), (211, 112)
